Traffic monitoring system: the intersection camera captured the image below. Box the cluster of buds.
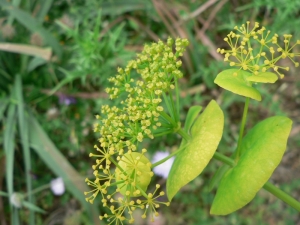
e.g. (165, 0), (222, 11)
(85, 37), (189, 224)
(217, 21), (300, 78)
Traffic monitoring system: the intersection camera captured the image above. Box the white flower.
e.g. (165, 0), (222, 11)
(50, 177), (65, 196)
(10, 192), (23, 208)
(152, 151), (174, 179)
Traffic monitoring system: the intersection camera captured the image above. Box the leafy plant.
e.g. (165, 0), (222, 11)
(86, 22), (300, 224)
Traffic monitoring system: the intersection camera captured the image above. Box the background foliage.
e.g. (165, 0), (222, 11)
(0, 0), (299, 224)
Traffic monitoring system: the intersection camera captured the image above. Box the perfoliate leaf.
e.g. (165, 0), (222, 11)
(167, 100), (224, 201)
(214, 69), (261, 101)
(246, 72), (278, 83)
(211, 116), (292, 215)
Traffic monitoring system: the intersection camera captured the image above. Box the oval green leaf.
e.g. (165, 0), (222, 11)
(214, 69), (261, 101)
(246, 72), (278, 83)
(211, 116), (292, 215)
(167, 100), (224, 201)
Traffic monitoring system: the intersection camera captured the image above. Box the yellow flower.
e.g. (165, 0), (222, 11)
(85, 37), (189, 222)
(218, 21), (300, 79)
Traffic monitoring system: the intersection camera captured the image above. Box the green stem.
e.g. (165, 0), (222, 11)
(177, 128), (191, 141)
(135, 184), (148, 198)
(109, 157), (126, 174)
(162, 92), (175, 120)
(235, 97), (250, 159)
(0, 191), (9, 197)
(24, 183), (50, 199)
(175, 78), (180, 122)
(263, 182), (300, 212)
(153, 129), (173, 137)
(109, 180), (126, 187)
(160, 111), (177, 127)
(212, 152), (236, 167)
(151, 143), (189, 168)
(169, 93), (178, 122)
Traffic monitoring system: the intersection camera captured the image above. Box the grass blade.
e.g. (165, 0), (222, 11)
(14, 75), (34, 224)
(3, 102), (16, 223)
(162, 92), (175, 120)
(7, 0), (21, 24)
(0, 1), (62, 58)
(36, 0), (53, 23)
(0, 98), (9, 122)
(0, 43), (52, 61)
(101, 0), (153, 16)
(22, 201), (46, 214)
(13, 208), (20, 225)
(0, 191), (9, 197)
(28, 115), (100, 224)
(27, 57), (47, 73)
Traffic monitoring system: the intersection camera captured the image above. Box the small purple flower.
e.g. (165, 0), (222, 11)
(152, 151), (174, 179)
(59, 95), (76, 106)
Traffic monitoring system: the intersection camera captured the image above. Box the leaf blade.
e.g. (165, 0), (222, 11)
(14, 75), (34, 223)
(4, 103), (16, 197)
(0, 98), (9, 122)
(22, 201), (46, 214)
(0, 1), (61, 58)
(214, 69), (262, 101)
(211, 116), (292, 215)
(167, 100), (224, 200)
(28, 115), (100, 224)
(0, 43), (52, 61)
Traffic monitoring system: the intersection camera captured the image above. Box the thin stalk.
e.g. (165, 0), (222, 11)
(177, 128), (191, 142)
(0, 191), (9, 197)
(153, 129), (173, 137)
(175, 79), (180, 122)
(160, 111), (177, 127)
(23, 183), (50, 199)
(151, 143), (189, 168)
(109, 180), (126, 187)
(213, 152), (236, 167)
(169, 94), (178, 122)
(263, 182), (300, 212)
(162, 92), (175, 120)
(109, 157), (126, 174)
(159, 122), (174, 128)
(135, 184), (148, 199)
(235, 97), (250, 159)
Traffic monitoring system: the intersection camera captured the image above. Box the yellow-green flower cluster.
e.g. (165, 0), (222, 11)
(217, 21), (300, 78)
(85, 37), (189, 224)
